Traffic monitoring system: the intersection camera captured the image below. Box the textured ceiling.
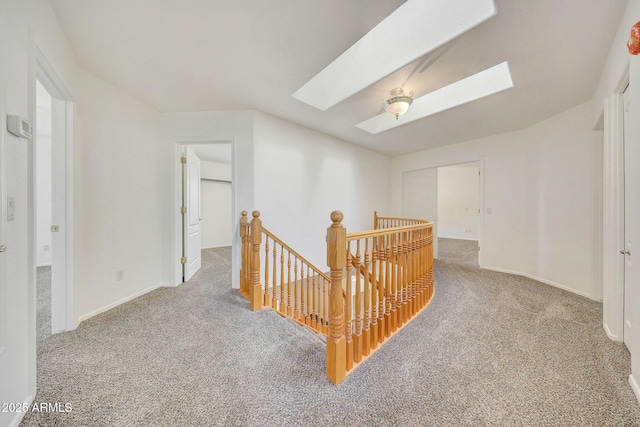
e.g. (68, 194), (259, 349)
(49, 0), (628, 156)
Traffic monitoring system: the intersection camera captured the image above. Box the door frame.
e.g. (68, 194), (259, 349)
(30, 46), (76, 334)
(601, 66), (629, 342)
(171, 137), (234, 286)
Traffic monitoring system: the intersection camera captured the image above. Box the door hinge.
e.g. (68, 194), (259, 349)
(180, 156), (187, 164)
(180, 207), (187, 214)
(181, 257), (187, 264)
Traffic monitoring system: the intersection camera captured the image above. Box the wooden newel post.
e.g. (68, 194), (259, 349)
(326, 211), (347, 385)
(250, 210), (263, 311)
(240, 211), (249, 297)
(373, 211), (379, 230)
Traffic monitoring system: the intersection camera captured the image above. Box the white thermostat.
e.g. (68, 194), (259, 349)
(7, 115), (32, 139)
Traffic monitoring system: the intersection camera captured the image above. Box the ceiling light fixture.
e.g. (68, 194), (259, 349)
(385, 88), (414, 119)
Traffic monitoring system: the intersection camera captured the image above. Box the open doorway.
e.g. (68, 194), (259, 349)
(33, 50), (76, 336)
(402, 159), (484, 267)
(437, 162), (480, 267)
(35, 79), (53, 342)
(172, 141), (233, 285)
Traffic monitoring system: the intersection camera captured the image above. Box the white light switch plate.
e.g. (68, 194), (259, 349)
(7, 197), (15, 221)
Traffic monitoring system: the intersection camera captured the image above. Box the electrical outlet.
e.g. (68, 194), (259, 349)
(43, 245), (50, 251)
(116, 271), (124, 281)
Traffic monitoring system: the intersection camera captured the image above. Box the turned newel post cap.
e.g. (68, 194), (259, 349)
(252, 210), (260, 219)
(330, 211), (343, 226)
(241, 210), (247, 217)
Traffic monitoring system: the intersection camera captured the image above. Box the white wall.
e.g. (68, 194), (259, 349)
(75, 68), (169, 320)
(252, 112), (390, 269)
(437, 164), (479, 240)
(201, 160), (232, 248)
(392, 101), (597, 299)
(35, 80), (53, 267)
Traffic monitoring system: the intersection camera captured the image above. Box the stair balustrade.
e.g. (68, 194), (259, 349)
(239, 210), (434, 384)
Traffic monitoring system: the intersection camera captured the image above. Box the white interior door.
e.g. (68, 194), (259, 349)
(183, 147), (201, 282)
(623, 86), (632, 347)
(50, 97), (67, 333)
(403, 168), (438, 258)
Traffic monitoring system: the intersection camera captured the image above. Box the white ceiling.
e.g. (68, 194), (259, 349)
(49, 0), (628, 157)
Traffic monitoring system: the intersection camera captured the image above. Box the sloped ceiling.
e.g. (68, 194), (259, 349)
(49, 0), (628, 156)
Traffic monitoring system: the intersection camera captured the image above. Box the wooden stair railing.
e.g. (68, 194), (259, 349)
(239, 211), (331, 335)
(240, 210), (435, 385)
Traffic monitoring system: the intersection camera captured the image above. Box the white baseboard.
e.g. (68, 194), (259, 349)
(78, 283), (168, 323)
(603, 323), (622, 342)
(630, 374), (640, 404)
(202, 244), (231, 249)
(437, 236), (478, 242)
(483, 266), (592, 299)
(8, 394), (35, 427)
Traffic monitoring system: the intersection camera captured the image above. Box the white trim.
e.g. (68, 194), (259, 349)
(603, 324), (620, 341)
(202, 244), (232, 250)
(7, 394), (35, 427)
(78, 283), (167, 323)
(33, 45), (77, 333)
(630, 375), (640, 405)
(602, 93), (626, 342)
(437, 236), (479, 242)
(483, 266), (592, 299)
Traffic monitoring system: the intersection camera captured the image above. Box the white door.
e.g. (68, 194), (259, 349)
(183, 147), (201, 282)
(403, 168), (438, 258)
(50, 97), (67, 333)
(623, 86), (632, 347)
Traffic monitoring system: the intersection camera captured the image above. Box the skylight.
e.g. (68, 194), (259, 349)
(356, 61), (514, 134)
(292, 0), (498, 111)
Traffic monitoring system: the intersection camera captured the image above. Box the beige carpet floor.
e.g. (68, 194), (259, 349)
(21, 241), (640, 426)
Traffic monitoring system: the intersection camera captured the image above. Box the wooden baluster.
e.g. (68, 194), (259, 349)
(354, 239), (363, 363)
(306, 265), (312, 326)
(312, 273), (318, 331)
(363, 238), (371, 355)
(278, 245), (287, 314)
(287, 252), (293, 317)
(377, 236), (386, 343)
(293, 256), (299, 320)
(264, 236), (270, 307)
(384, 234), (392, 337)
(326, 211), (346, 385)
(410, 229), (417, 316)
(324, 277), (330, 335)
(401, 230), (409, 324)
(249, 211), (262, 311)
(240, 211), (249, 297)
(300, 261), (306, 323)
(346, 242), (353, 371)
(371, 236), (379, 349)
(397, 232), (404, 326)
(272, 241), (278, 309)
(390, 233), (398, 333)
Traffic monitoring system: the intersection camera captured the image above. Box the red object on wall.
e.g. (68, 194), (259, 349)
(628, 21), (640, 55)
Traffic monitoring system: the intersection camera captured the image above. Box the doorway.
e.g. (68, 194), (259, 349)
(172, 140), (233, 285)
(33, 50), (75, 335)
(437, 162), (480, 266)
(402, 160), (484, 266)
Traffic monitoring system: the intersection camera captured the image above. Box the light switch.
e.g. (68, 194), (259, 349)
(7, 197), (15, 221)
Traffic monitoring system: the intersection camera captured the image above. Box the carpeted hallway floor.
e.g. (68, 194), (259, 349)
(22, 241), (640, 426)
